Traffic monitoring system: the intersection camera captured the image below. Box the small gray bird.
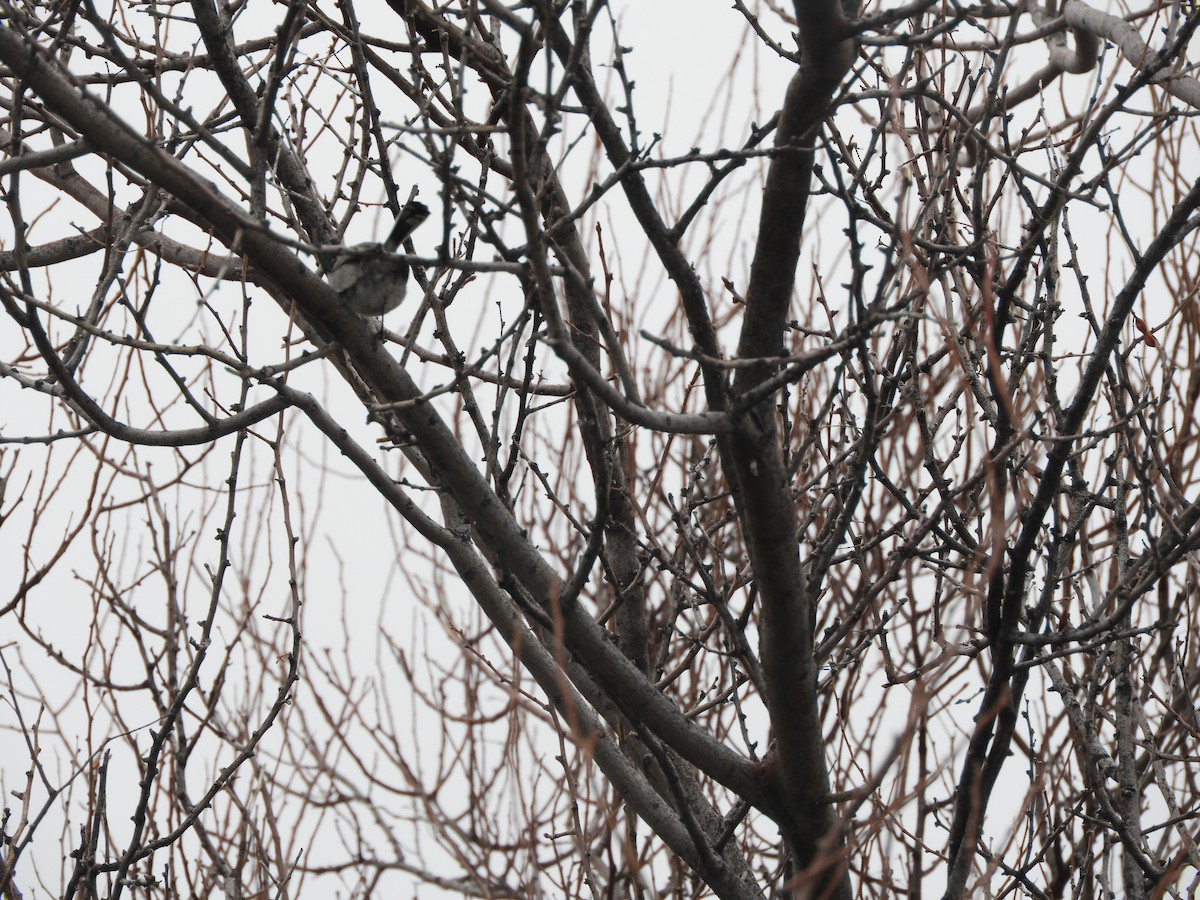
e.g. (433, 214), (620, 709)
(326, 200), (430, 317)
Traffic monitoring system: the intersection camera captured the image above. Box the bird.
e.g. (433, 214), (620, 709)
(325, 199), (430, 317)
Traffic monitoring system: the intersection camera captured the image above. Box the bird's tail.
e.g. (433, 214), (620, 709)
(383, 200), (431, 251)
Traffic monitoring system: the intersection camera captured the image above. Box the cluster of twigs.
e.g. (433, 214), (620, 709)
(3, 0), (1200, 897)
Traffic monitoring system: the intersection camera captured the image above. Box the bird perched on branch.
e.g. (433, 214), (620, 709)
(326, 199), (430, 317)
